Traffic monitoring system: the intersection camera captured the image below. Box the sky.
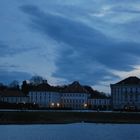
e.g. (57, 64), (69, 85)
(1, 0), (140, 93)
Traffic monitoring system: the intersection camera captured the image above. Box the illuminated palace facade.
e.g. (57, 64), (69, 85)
(28, 83), (90, 109)
(28, 81), (110, 110)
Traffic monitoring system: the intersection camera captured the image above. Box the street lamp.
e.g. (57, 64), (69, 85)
(57, 103), (60, 107)
(84, 103), (87, 108)
(51, 103), (55, 107)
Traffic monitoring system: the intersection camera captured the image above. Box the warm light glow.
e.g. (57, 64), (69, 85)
(84, 103), (87, 107)
(57, 103), (60, 107)
(51, 103), (55, 106)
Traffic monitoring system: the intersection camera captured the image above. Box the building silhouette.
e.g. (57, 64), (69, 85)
(0, 81), (110, 110)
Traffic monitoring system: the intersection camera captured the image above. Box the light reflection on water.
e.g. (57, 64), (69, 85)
(0, 123), (140, 140)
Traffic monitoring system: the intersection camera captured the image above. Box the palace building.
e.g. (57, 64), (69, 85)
(110, 76), (140, 111)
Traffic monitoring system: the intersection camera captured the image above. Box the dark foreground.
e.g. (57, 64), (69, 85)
(0, 111), (140, 124)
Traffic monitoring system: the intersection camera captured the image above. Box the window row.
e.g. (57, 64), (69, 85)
(62, 99), (85, 103)
(112, 87), (140, 94)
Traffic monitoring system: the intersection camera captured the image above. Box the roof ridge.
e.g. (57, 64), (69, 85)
(115, 76), (140, 85)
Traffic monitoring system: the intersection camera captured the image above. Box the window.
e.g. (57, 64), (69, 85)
(132, 88), (136, 93)
(113, 88), (115, 94)
(125, 94), (127, 101)
(135, 94), (138, 102)
(136, 88), (138, 93)
(130, 94), (133, 102)
(130, 88), (132, 93)
(124, 88), (127, 93)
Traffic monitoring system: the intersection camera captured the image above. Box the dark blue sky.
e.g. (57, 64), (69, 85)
(1, 0), (140, 93)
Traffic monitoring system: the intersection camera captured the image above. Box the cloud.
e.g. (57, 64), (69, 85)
(0, 70), (31, 84)
(111, 65), (140, 80)
(0, 41), (16, 57)
(0, 40), (40, 58)
(19, 5), (140, 86)
(1, 1), (140, 92)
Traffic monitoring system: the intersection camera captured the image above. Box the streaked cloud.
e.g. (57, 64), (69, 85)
(1, 0), (140, 93)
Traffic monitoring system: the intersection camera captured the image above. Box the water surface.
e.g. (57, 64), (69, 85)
(0, 123), (139, 140)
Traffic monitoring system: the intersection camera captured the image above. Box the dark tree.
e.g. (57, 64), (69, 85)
(30, 75), (47, 85)
(9, 80), (20, 90)
(21, 80), (29, 95)
(0, 83), (7, 90)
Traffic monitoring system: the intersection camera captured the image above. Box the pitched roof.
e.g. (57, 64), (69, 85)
(114, 76), (140, 85)
(29, 83), (52, 91)
(62, 81), (88, 93)
(84, 86), (108, 98)
(29, 81), (89, 93)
